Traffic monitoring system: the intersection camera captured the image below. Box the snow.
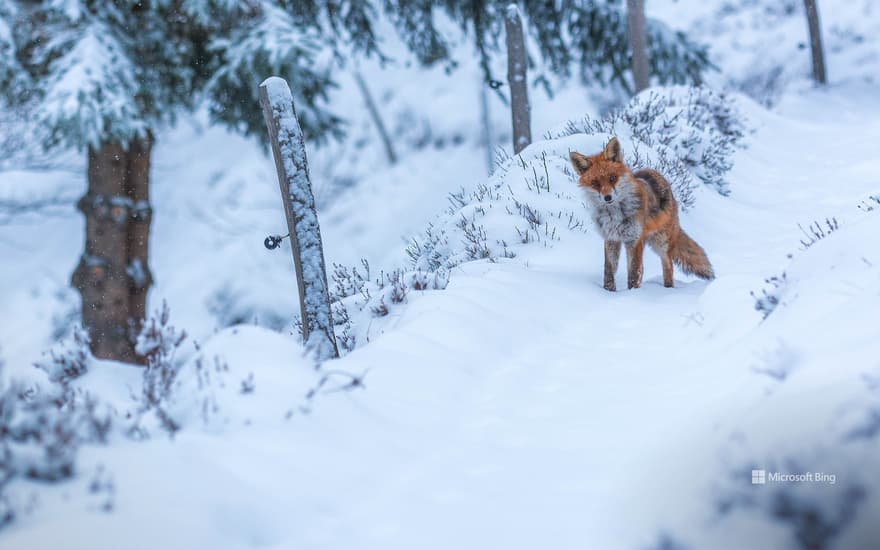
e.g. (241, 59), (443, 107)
(3, 1), (880, 548)
(506, 3), (519, 21)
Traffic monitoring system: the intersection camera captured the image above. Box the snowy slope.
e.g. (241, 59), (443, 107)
(2, 1), (880, 548)
(3, 79), (880, 549)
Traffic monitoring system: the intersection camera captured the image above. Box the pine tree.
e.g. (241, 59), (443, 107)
(201, 0), (343, 143)
(0, 0), (25, 100)
(1, 0), (395, 362)
(0, 2), (13, 81)
(523, 0), (710, 95)
(8, 1), (198, 362)
(377, 0), (711, 95)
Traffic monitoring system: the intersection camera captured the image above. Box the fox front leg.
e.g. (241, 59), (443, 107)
(604, 240), (621, 291)
(625, 240), (645, 289)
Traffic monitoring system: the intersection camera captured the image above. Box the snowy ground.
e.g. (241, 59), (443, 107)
(2, 1), (880, 549)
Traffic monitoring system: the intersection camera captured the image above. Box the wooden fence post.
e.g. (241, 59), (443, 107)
(505, 4), (531, 155)
(258, 76), (339, 360)
(479, 80), (494, 175)
(803, 0), (827, 85)
(354, 69), (397, 165)
(626, 0), (651, 93)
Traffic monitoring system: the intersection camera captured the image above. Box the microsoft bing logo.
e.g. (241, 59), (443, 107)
(752, 469), (766, 484)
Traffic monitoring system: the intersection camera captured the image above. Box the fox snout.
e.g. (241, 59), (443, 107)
(603, 194), (613, 203)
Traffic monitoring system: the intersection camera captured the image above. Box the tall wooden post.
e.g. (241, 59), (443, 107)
(259, 76), (338, 361)
(505, 4), (531, 155)
(479, 80), (494, 175)
(803, 0), (827, 85)
(626, 0), (651, 93)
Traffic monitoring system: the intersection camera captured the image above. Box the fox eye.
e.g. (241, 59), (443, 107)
(591, 180), (599, 188)
(609, 175), (618, 183)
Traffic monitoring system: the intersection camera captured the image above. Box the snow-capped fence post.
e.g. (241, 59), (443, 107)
(803, 0), (827, 85)
(258, 76), (339, 360)
(479, 80), (494, 175)
(505, 4), (531, 155)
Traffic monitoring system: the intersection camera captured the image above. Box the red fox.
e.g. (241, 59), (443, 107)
(569, 137), (714, 291)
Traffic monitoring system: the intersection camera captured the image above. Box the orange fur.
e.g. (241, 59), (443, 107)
(570, 137), (714, 291)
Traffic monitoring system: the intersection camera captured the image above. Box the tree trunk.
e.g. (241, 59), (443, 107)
(72, 138), (154, 363)
(125, 135), (153, 340)
(803, 0), (827, 85)
(73, 143), (137, 362)
(505, 4), (531, 155)
(353, 70), (397, 165)
(626, 0), (651, 93)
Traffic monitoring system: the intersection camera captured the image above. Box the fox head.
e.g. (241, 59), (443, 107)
(569, 137), (631, 204)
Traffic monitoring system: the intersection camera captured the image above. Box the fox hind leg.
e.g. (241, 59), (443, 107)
(626, 240), (644, 289)
(649, 235), (674, 288)
(661, 253), (674, 287)
(604, 240), (621, 292)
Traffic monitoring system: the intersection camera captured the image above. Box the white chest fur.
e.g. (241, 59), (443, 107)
(585, 179), (642, 243)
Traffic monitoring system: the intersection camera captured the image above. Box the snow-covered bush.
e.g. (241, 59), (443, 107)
(130, 303), (245, 434)
(325, 260), (450, 353)
(408, 142), (600, 268)
(0, 374), (114, 529)
(751, 212), (850, 319)
(131, 302), (189, 436)
(711, 462), (869, 550)
(796, 218), (839, 250)
(549, 86), (748, 197)
(0, 323), (120, 530)
(857, 195), (880, 213)
(34, 326), (90, 386)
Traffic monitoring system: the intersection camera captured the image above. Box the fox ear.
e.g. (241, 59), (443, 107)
(569, 151), (592, 175)
(603, 137), (623, 163)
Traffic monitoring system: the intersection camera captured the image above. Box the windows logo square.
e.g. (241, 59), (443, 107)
(752, 469), (766, 484)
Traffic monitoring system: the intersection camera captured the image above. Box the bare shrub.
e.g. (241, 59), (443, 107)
(549, 85), (748, 202)
(0, 372), (114, 529)
(34, 326), (90, 386)
(132, 301), (188, 436)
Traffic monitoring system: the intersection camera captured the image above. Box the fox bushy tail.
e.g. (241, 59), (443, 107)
(672, 231), (714, 280)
